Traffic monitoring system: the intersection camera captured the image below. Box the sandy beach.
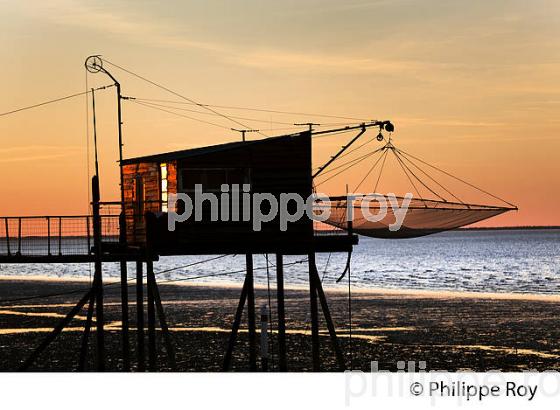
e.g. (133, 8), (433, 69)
(0, 277), (558, 372)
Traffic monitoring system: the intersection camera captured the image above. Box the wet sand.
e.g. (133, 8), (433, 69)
(1, 277), (559, 372)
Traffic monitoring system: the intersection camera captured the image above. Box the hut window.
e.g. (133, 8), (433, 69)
(160, 163), (168, 212)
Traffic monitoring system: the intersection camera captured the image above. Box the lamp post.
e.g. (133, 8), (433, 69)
(85, 55), (126, 217)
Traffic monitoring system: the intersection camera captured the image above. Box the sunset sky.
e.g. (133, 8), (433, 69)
(0, 0), (559, 226)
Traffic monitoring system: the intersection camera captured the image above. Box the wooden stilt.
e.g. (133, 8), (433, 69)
(148, 270), (177, 370)
(222, 273), (250, 371)
(246, 254), (257, 371)
(19, 289), (94, 371)
(78, 292), (96, 371)
(310, 262), (346, 371)
(91, 175), (104, 371)
(120, 260), (130, 371)
(147, 261), (157, 371)
(136, 261), (145, 372)
(93, 268), (104, 371)
(308, 252), (320, 371)
(276, 253), (287, 371)
(260, 305), (269, 371)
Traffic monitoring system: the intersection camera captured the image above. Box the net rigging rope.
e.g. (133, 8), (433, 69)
(0, 85), (114, 118)
(320, 252), (332, 282)
(132, 100), (234, 131)
(129, 100), (305, 127)
(329, 134), (377, 160)
(0, 254), (231, 305)
(393, 148), (450, 202)
(373, 149), (389, 193)
(312, 137), (381, 174)
(100, 58), (268, 137)
(395, 147), (516, 208)
(315, 147), (385, 188)
(130, 97), (369, 122)
(316, 148), (382, 178)
(0, 256), (309, 305)
(396, 148), (465, 204)
(353, 147), (388, 192)
(390, 148), (428, 202)
(155, 258), (308, 286)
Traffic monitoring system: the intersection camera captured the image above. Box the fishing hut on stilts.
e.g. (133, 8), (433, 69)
(0, 55), (517, 371)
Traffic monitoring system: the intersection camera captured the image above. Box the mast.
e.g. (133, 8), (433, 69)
(85, 55), (126, 223)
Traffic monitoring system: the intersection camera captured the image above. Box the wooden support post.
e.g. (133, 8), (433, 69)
(17, 217), (21, 256)
(310, 263), (346, 371)
(86, 216), (92, 254)
(78, 292), (96, 371)
(136, 261), (145, 371)
(148, 270), (177, 370)
(119, 212), (130, 371)
(246, 254), (257, 371)
(147, 261), (157, 371)
(308, 252), (320, 371)
(47, 217), (51, 256)
(120, 260), (130, 371)
(4, 218), (10, 256)
(222, 273), (250, 371)
(92, 176), (105, 371)
(93, 270), (104, 371)
(20, 289), (93, 371)
(260, 304), (269, 372)
(58, 217), (62, 256)
(276, 254), (287, 371)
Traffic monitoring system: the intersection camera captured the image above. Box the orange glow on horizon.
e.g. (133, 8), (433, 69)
(1, 1), (559, 227)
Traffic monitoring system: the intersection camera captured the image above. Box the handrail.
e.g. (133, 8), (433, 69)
(0, 215), (121, 258)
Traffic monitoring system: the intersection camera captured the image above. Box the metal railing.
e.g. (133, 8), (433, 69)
(0, 215), (120, 257)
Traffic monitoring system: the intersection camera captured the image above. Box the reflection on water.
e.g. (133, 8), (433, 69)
(1, 308), (557, 360)
(0, 327), (87, 335)
(0, 306), (393, 342)
(447, 344), (559, 359)
(0, 309), (89, 321)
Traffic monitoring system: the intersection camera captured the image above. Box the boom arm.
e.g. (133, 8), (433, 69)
(312, 120), (394, 179)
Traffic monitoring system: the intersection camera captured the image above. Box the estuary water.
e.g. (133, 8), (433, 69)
(1, 229), (558, 296)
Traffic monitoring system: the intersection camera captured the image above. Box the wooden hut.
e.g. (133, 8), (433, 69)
(121, 131), (356, 255)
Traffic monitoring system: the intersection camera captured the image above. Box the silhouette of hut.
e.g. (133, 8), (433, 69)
(121, 131), (356, 255)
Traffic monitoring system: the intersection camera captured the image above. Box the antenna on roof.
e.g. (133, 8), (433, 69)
(294, 122), (320, 132)
(231, 128), (259, 142)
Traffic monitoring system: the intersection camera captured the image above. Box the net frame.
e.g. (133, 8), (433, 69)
(312, 130), (517, 239)
(315, 194), (516, 239)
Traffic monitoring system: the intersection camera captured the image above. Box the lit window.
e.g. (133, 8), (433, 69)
(160, 163), (168, 212)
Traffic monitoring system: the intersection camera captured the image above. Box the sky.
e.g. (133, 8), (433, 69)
(0, 0), (559, 226)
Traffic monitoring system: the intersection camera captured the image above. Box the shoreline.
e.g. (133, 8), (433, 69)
(1, 274), (559, 302)
(0, 276), (559, 371)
